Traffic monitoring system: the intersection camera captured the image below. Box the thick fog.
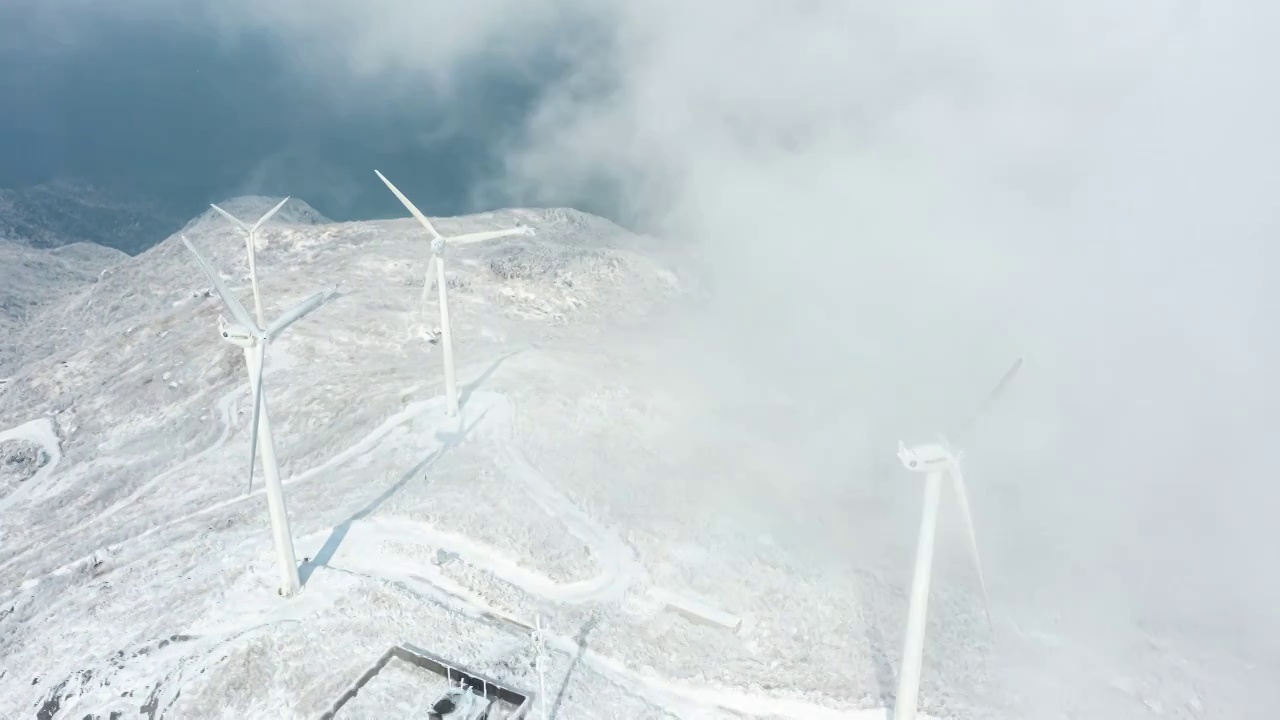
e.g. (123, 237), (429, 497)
(6, 0), (1278, 680)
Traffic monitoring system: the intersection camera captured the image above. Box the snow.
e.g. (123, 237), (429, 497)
(646, 588), (743, 631)
(0, 204), (1263, 719)
(0, 417), (62, 516)
(336, 655), (452, 719)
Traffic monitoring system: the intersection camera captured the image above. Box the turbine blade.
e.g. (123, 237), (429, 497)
(446, 227), (532, 246)
(983, 356), (1024, 412)
(953, 356), (1024, 441)
(245, 234), (264, 327)
(247, 339), (267, 494)
(374, 170), (441, 239)
(950, 463), (992, 628)
(267, 291), (329, 341)
(181, 235), (261, 333)
(251, 196), (291, 233)
(209, 204), (251, 234)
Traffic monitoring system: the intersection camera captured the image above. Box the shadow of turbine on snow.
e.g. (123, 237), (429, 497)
(299, 348), (516, 586)
(297, 407), (489, 587)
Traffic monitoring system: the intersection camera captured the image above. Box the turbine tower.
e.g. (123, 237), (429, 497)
(892, 357), (1021, 720)
(180, 234), (329, 597)
(892, 439), (990, 720)
(374, 170), (533, 417)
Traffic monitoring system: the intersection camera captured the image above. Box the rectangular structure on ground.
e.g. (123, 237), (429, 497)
(324, 643), (533, 719)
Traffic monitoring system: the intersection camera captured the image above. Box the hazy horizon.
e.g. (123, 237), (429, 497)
(0, 2), (587, 227)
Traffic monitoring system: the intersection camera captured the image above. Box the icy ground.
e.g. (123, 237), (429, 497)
(0, 202), (1270, 719)
(0, 239), (128, 372)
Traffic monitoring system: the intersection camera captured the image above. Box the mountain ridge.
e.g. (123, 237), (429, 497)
(0, 179), (186, 255)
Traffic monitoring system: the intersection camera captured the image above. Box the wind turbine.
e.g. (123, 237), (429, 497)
(374, 170), (533, 417)
(891, 357), (1022, 720)
(208, 197), (291, 325)
(180, 234), (329, 598)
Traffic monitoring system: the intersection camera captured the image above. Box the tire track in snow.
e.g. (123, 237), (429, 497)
(0, 386), (432, 602)
(295, 390), (639, 605)
(4, 391), (906, 719)
(356, 516), (620, 604)
(493, 439), (638, 603)
(89, 389), (242, 529)
(302, 398), (904, 719)
(0, 387), (242, 575)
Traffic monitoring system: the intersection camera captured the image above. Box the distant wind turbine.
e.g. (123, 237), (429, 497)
(209, 197), (291, 324)
(891, 357), (1021, 720)
(374, 170), (533, 417)
(180, 234), (329, 597)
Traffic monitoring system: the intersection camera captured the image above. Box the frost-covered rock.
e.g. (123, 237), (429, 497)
(0, 438), (48, 485)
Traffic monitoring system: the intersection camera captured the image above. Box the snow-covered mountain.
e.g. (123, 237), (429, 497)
(181, 196), (332, 232)
(0, 239), (127, 373)
(0, 202), (1269, 719)
(0, 180), (186, 255)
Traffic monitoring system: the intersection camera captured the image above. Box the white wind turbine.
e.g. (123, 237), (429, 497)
(208, 197), (291, 324)
(374, 170), (533, 417)
(180, 234), (330, 598)
(892, 357), (1022, 720)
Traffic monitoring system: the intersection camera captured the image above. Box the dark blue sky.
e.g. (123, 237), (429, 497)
(0, 13), (556, 225)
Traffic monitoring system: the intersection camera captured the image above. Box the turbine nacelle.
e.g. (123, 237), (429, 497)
(896, 440), (957, 473)
(217, 318), (260, 349)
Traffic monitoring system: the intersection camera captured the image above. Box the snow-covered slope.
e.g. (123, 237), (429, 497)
(0, 203), (1267, 719)
(0, 239), (127, 373)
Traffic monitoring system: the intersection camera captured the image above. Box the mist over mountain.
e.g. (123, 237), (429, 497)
(0, 6), (572, 252)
